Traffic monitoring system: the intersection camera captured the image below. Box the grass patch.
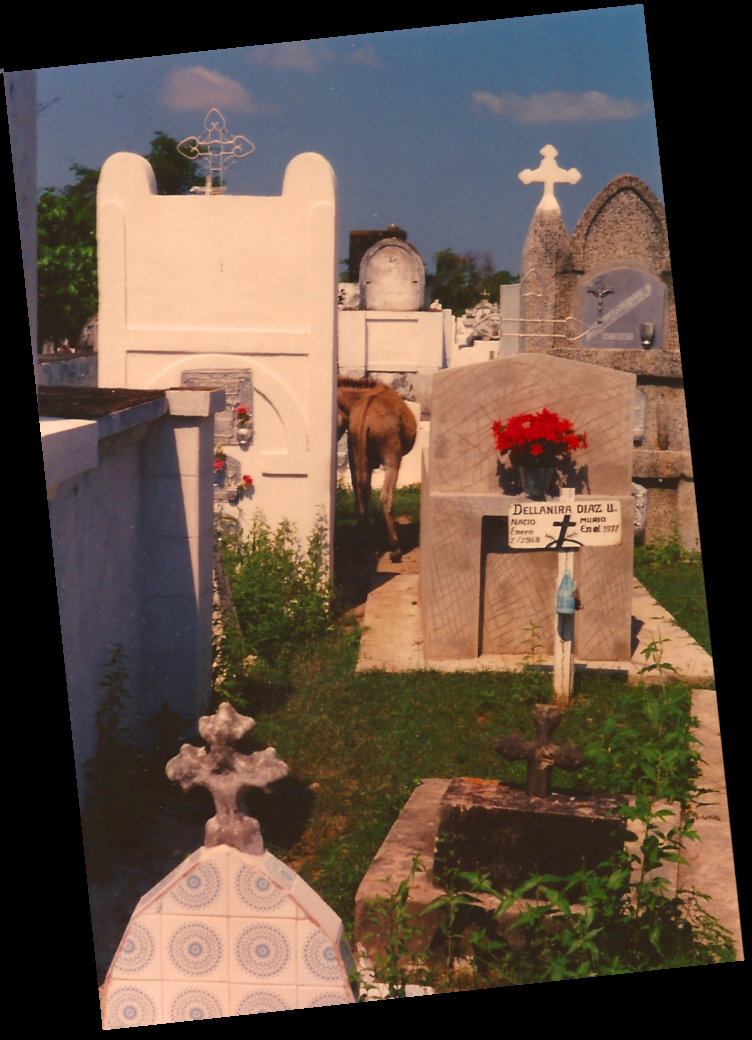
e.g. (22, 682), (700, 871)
(634, 535), (711, 655)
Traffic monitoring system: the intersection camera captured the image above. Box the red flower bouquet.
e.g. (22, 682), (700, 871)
(235, 404), (251, 427)
(492, 408), (587, 468)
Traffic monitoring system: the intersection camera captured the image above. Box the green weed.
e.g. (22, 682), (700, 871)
(213, 510), (335, 707)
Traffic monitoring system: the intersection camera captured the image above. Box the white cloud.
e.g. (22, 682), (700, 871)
(471, 90), (653, 122)
(247, 41), (334, 71)
(160, 67), (259, 112)
(346, 44), (382, 69)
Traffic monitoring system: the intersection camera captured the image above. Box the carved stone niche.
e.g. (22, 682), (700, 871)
(359, 238), (426, 311)
(181, 369), (253, 446)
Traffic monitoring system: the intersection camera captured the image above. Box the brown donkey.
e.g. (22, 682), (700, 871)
(337, 377), (417, 562)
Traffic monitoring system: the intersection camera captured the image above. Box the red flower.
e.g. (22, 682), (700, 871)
(243, 475), (253, 485)
(492, 408), (587, 465)
(235, 405), (248, 416)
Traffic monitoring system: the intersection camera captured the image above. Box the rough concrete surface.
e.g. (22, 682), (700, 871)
(357, 549), (714, 685)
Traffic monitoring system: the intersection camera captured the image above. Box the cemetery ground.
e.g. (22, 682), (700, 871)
(84, 485), (735, 994)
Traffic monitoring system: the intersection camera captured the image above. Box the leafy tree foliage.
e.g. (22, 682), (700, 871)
(37, 164), (99, 346)
(427, 248), (518, 317)
(146, 130), (210, 196)
(37, 133), (206, 347)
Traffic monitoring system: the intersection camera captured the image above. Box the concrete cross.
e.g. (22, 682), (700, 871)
(494, 704), (584, 798)
(518, 145), (581, 212)
(166, 702), (289, 855)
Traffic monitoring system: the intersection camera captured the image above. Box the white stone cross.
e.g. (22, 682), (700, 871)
(518, 145), (581, 212)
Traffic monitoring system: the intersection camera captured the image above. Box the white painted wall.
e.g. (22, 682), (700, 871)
(43, 390), (223, 807)
(338, 309), (448, 375)
(97, 150), (339, 557)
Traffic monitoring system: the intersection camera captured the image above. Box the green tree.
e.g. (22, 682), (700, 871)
(37, 163), (99, 346)
(37, 133), (206, 347)
(427, 248), (518, 317)
(145, 130), (210, 196)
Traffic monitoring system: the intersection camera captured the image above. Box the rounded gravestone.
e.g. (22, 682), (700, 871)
(359, 238), (425, 311)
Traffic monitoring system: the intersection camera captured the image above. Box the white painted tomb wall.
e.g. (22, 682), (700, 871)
(42, 389), (224, 807)
(97, 151), (339, 553)
(338, 309), (448, 376)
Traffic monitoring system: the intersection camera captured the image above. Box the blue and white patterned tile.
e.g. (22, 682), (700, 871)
(110, 917), (161, 981)
(256, 851), (296, 890)
(162, 915), (229, 982)
(103, 982), (163, 1029)
(298, 986), (355, 1007)
(296, 921), (349, 987)
(229, 860), (297, 919)
(163, 981), (229, 1022)
(132, 848), (205, 915)
(290, 875), (343, 942)
(229, 984), (297, 1014)
(165, 851), (228, 916)
(229, 918), (297, 984)
(137, 899), (162, 915)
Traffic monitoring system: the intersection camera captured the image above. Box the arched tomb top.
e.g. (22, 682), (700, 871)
(359, 238), (426, 311)
(570, 175), (670, 275)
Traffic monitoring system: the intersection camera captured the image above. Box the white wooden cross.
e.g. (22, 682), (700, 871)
(518, 145), (581, 212)
(508, 487), (623, 705)
(554, 490), (578, 705)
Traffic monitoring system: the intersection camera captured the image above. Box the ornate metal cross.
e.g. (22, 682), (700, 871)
(587, 276), (614, 319)
(177, 109), (255, 195)
(518, 145), (581, 212)
(494, 704), (584, 798)
(166, 702), (289, 854)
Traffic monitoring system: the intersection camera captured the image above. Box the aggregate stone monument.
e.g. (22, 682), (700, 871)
(96, 110), (338, 553)
(421, 351), (635, 664)
(100, 703), (357, 1026)
(516, 146), (693, 548)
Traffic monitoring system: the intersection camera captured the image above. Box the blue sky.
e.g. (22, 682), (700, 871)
(36, 11), (660, 277)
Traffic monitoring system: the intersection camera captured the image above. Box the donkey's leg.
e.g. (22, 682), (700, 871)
(380, 457), (402, 562)
(348, 428), (372, 526)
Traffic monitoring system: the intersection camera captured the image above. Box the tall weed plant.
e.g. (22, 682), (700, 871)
(214, 510), (334, 704)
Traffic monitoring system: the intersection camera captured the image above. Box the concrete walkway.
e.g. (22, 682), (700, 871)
(356, 548), (714, 684)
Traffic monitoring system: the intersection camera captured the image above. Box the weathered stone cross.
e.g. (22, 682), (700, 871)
(494, 704), (584, 798)
(166, 702), (289, 855)
(518, 145), (581, 212)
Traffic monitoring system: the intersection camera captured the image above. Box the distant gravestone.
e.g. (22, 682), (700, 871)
(566, 175), (676, 352)
(421, 352), (635, 662)
(359, 237), (425, 312)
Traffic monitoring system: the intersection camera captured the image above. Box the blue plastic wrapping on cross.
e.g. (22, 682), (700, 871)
(556, 571), (576, 614)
